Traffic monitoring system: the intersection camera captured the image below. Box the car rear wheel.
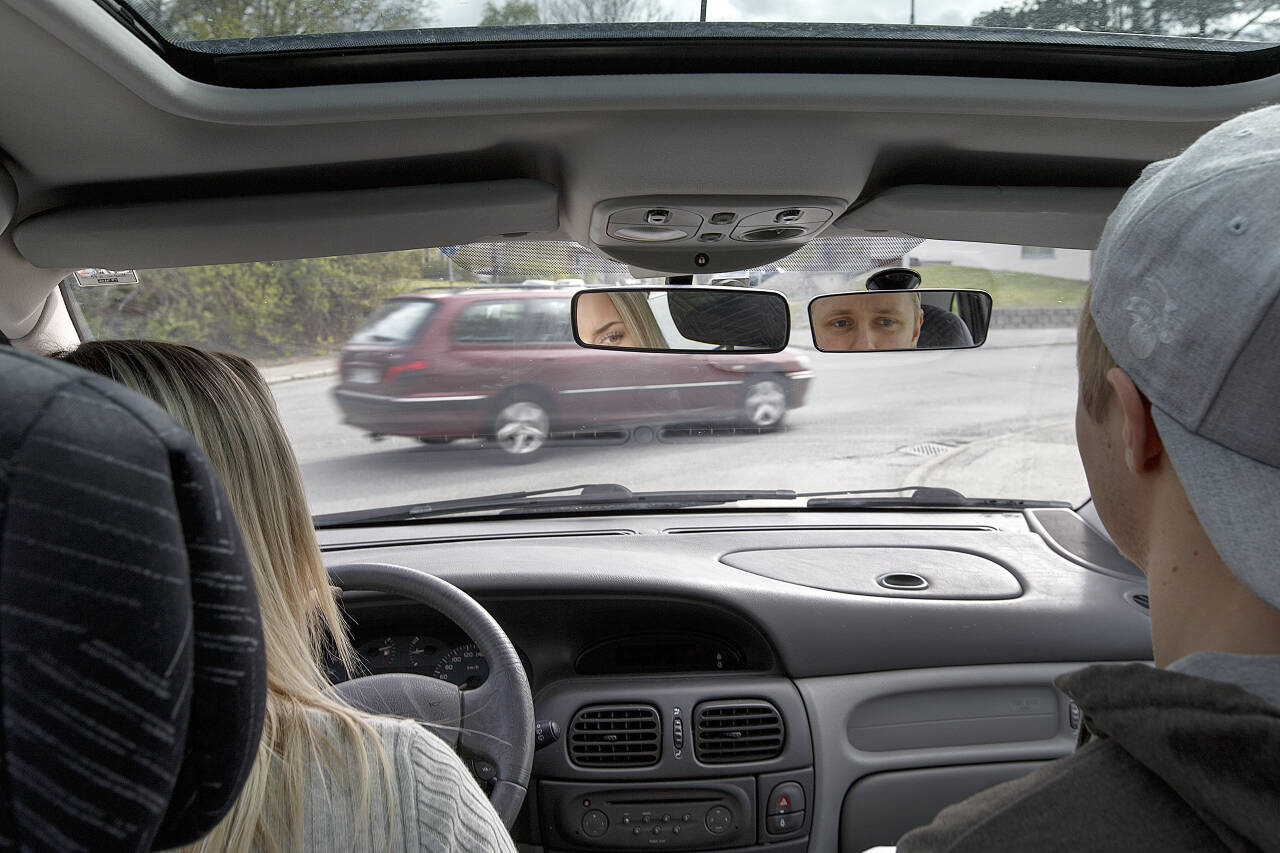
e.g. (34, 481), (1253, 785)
(493, 399), (551, 460)
(742, 375), (787, 431)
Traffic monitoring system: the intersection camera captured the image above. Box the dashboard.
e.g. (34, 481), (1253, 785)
(320, 506), (1152, 852)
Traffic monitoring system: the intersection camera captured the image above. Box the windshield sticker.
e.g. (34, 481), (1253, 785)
(74, 269), (140, 287)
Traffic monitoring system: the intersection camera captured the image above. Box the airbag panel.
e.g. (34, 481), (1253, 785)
(848, 684), (1062, 751)
(721, 547), (1022, 599)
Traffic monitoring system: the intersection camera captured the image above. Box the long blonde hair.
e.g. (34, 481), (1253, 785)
(608, 291), (668, 349)
(53, 340), (392, 853)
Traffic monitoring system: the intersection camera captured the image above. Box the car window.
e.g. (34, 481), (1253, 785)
(349, 300), (436, 344)
(451, 300), (525, 344)
(523, 298), (573, 343)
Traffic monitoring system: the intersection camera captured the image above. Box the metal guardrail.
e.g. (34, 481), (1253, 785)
(989, 306), (1080, 329)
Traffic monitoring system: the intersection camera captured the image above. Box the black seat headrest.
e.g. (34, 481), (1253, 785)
(0, 348), (266, 851)
(919, 304), (975, 348)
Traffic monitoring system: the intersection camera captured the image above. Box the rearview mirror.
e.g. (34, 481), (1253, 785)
(572, 287), (790, 353)
(808, 289), (992, 352)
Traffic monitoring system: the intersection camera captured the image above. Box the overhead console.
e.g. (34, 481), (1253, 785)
(588, 196), (847, 274)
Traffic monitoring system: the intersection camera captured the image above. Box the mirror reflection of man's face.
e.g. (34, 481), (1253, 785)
(576, 291), (636, 347)
(811, 292), (923, 351)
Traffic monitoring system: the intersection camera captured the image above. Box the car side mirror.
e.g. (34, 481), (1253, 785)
(572, 287), (791, 353)
(808, 289), (992, 352)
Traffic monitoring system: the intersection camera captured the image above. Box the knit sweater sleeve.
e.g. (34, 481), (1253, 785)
(386, 719), (518, 853)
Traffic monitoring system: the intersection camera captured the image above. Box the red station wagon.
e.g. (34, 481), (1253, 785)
(333, 289), (813, 458)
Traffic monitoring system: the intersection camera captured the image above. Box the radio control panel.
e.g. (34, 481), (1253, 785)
(543, 779), (754, 850)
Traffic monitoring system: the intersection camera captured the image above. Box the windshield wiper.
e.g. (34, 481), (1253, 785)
(314, 483), (797, 527)
(801, 486), (1070, 510)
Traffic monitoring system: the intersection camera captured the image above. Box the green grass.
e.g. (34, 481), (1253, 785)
(912, 265), (1088, 308)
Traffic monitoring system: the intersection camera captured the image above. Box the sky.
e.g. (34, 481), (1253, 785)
(434, 0), (991, 30)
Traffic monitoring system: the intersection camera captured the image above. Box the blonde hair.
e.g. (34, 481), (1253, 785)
(53, 340), (392, 853)
(1077, 284), (1118, 422)
(608, 292), (668, 349)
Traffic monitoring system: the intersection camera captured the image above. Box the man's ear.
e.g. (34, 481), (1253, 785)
(1106, 367), (1163, 473)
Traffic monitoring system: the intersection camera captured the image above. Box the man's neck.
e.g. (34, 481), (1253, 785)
(1144, 477), (1280, 666)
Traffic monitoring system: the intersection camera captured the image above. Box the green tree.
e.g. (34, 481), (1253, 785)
(540, 0), (668, 24)
(151, 0), (437, 41)
(479, 0), (540, 25)
(73, 251), (428, 358)
(972, 0), (1280, 38)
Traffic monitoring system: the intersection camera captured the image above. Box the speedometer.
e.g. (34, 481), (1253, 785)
(432, 641), (489, 689)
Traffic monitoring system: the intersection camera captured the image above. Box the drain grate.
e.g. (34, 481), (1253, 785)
(899, 441), (954, 457)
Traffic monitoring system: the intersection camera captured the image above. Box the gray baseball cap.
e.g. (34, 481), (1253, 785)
(1090, 105), (1280, 612)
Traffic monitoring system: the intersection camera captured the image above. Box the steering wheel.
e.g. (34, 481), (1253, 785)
(326, 562), (534, 829)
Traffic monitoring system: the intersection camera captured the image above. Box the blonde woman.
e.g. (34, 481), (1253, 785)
(54, 340), (516, 853)
(575, 290), (669, 348)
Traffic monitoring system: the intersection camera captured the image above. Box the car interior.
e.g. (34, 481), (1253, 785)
(4, 0), (1278, 849)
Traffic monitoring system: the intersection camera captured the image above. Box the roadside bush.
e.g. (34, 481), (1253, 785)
(72, 250), (429, 359)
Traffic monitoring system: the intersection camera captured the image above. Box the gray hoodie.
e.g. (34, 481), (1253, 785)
(897, 662), (1280, 852)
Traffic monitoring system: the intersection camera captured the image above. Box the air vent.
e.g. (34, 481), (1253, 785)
(694, 700), (784, 764)
(569, 705), (660, 767)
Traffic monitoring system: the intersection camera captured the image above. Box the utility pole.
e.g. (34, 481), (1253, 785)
(700, 0), (707, 22)
(910, 0), (916, 24)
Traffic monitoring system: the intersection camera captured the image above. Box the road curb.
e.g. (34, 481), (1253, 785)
(265, 367), (338, 385)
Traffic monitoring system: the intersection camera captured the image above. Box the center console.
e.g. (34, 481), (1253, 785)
(533, 678), (812, 852)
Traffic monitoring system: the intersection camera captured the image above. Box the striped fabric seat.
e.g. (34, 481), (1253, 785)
(0, 348), (267, 852)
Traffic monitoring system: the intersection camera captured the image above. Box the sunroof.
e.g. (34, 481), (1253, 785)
(121, 0), (1280, 46)
(103, 0), (1280, 89)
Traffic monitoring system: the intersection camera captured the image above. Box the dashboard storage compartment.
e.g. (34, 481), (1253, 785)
(840, 762), (1045, 852)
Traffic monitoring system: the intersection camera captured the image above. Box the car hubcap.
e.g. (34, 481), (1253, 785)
(745, 380), (785, 427)
(495, 401), (550, 454)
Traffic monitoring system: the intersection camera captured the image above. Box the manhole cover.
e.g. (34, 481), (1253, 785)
(899, 442), (954, 457)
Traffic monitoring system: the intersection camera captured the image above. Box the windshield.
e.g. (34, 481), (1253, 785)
(69, 237), (1089, 517)
(125, 0), (1280, 47)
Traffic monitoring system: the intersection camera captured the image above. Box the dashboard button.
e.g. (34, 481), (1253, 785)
(582, 810), (609, 838)
(767, 811), (804, 835)
(768, 781), (805, 815)
(705, 806), (732, 834)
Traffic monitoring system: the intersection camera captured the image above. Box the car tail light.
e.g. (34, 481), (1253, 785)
(385, 360), (429, 382)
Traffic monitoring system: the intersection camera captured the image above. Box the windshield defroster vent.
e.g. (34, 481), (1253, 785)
(694, 700), (784, 764)
(569, 704), (661, 767)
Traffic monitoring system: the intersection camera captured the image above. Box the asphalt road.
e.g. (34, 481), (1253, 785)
(273, 329), (1087, 517)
